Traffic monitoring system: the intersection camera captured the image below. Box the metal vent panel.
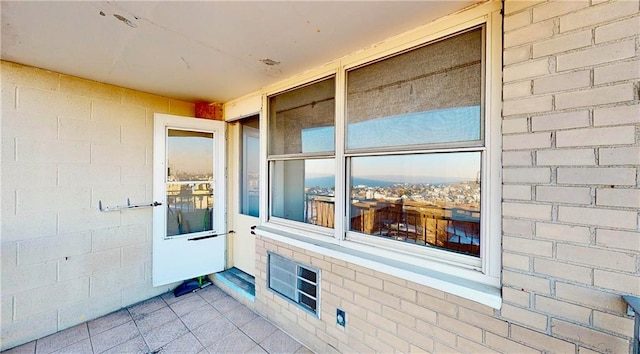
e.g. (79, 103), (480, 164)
(268, 252), (320, 316)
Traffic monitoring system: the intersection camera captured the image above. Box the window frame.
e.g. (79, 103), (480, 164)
(258, 2), (503, 304)
(266, 75), (338, 233)
(342, 25), (487, 270)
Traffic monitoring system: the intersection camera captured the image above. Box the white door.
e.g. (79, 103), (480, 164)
(152, 113), (226, 287)
(229, 116), (259, 275)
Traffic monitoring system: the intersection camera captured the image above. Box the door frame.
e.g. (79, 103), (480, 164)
(226, 114), (260, 276)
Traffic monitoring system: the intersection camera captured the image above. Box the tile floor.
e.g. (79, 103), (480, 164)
(3, 285), (310, 354)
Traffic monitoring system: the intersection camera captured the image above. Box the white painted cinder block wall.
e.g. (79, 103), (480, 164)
(0, 61), (195, 350)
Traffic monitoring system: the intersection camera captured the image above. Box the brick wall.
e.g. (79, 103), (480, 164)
(0, 61), (195, 350)
(501, 0), (639, 352)
(254, 1), (639, 353)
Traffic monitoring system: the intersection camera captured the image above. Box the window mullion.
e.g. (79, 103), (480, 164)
(333, 67), (347, 241)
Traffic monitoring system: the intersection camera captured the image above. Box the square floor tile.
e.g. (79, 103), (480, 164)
(169, 294), (208, 317)
(3, 285), (314, 354)
(239, 317), (278, 344)
(190, 316), (236, 348)
(90, 321), (140, 353)
(206, 329), (257, 354)
(88, 309), (131, 336)
(197, 286), (228, 305)
(212, 296), (241, 314)
(100, 335), (149, 354)
(157, 332), (203, 354)
(50, 338), (92, 354)
(245, 345), (268, 354)
(179, 305), (221, 331)
(2, 341), (36, 354)
(133, 306), (177, 333)
(141, 318), (189, 351)
(36, 324), (88, 354)
(224, 305), (258, 327)
(294, 345), (314, 354)
(161, 290), (197, 306)
(259, 330), (302, 354)
(127, 297), (166, 321)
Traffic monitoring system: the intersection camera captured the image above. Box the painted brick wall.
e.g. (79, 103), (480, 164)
(0, 61), (195, 350)
(254, 1), (639, 353)
(501, 0), (639, 352)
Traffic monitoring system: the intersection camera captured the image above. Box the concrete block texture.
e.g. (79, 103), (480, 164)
(595, 15), (640, 43)
(556, 126), (636, 148)
(596, 229), (640, 252)
(555, 83), (635, 110)
(533, 69), (590, 94)
(595, 59), (640, 85)
(557, 39), (636, 71)
(557, 167), (636, 185)
(0, 61), (194, 350)
(531, 110), (590, 132)
(558, 205), (637, 229)
(532, 30), (592, 58)
(559, 0), (638, 33)
(593, 104), (640, 127)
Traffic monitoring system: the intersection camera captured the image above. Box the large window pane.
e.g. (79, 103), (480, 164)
(346, 28), (483, 150)
(269, 77), (335, 156)
(272, 159), (335, 228)
(349, 152), (481, 257)
(241, 116), (260, 217)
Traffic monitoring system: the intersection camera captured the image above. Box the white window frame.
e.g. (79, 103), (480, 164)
(265, 76), (337, 235)
(257, 2), (502, 308)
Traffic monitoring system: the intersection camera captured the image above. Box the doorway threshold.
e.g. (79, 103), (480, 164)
(213, 267), (255, 302)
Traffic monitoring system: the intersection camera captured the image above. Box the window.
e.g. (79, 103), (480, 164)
(346, 27), (484, 258)
(166, 129), (214, 237)
(268, 77), (336, 229)
(240, 116), (260, 217)
(349, 153), (481, 257)
(263, 9), (501, 295)
(268, 252), (319, 315)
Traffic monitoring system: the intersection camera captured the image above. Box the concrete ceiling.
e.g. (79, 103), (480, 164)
(1, 1), (479, 103)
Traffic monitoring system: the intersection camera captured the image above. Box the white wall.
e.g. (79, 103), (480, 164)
(0, 61), (195, 350)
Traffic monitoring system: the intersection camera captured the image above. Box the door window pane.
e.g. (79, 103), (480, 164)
(166, 182), (213, 237)
(272, 159), (335, 228)
(349, 152), (481, 256)
(241, 117), (260, 217)
(346, 28), (483, 150)
(268, 77), (335, 156)
(167, 129), (214, 182)
(166, 129), (216, 237)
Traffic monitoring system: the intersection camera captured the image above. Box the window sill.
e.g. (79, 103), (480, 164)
(255, 225), (502, 309)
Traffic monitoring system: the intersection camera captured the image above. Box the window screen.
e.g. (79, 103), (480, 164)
(346, 27), (483, 151)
